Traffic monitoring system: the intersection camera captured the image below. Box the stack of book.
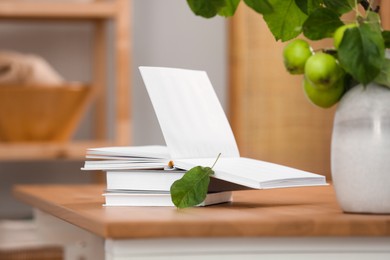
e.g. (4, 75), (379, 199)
(83, 67), (327, 207)
(83, 145), (234, 206)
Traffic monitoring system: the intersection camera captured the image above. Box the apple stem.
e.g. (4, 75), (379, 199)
(313, 49), (337, 57)
(323, 49), (338, 56)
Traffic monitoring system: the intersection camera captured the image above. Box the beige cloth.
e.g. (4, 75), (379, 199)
(0, 51), (64, 86)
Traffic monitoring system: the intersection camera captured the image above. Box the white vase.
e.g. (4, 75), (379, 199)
(331, 83), (390, 213)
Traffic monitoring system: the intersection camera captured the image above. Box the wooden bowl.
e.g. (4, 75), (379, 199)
(0, 84), (91, 142)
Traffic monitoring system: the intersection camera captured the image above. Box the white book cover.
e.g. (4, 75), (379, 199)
(139, 66), (326, 189)
(106, 170), (185, 191)
(105, 170), (248, 192)
(103, 190), (233, 207)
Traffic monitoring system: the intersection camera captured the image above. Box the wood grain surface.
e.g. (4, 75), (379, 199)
(13, 184), (390, 239)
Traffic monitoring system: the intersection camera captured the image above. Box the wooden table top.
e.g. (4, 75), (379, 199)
(13, 184), (390, 239)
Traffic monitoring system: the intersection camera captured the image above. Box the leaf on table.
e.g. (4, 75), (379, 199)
(170, 166), (214, 208)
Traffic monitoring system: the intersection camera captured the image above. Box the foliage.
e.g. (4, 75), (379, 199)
(186, 0), (390, 94)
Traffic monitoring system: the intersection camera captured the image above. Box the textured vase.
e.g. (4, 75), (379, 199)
(331, 83), (390, 213)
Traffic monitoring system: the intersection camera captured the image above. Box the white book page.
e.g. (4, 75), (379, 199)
(174, 157), (326, 189)
(87, 145), (169, 159)
(139, 67), (240, 159)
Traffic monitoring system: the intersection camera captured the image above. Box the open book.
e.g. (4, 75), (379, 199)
(84, 67), (325, 190)
(84, 145), (170, 170)
(137, 66), (326, 189)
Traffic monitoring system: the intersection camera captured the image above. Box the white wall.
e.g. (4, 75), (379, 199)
(132, 0), (227, 145)
(0, 0), (227, 218)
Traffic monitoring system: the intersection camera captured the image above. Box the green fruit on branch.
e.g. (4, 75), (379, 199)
(283, 39), (314, 75)
(186, 0), (389, 112)
(303, 77), (345, 108)
(333, 23), (357, 49)
(304, 52), (344, 90)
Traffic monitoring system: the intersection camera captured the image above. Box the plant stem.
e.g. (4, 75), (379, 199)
(353, 0), (362, 18)
(211, 153), (221, 169)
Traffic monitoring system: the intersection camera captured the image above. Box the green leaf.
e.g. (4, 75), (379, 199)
(366, 10), (381, 25)
(295, 0), (323, 15)
(338, 24), (385, 85)
(302, 8), (343, 40)
(323, 0), (355, 15)
(383, 31), (390, 48)
(170, 166), (213, 208)
(218, 0), (241, 17)
(244, 0), (273, 15)
(186, 0), (226, 18)
(263, 0), (308, 41)
(186, 0), (240, 18)
(374, 59), (390, 88)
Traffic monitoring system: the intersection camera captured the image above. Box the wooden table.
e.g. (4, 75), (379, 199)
(14, 184), (390, 259)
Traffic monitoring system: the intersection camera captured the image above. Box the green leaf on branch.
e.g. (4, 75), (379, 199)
(302, 8), (343, 40)
(263, 0), (308, 42)
(382, 31), (390, 48)
(323, 0), (355, 15)
(295, 0), (323, 15)
(338, 23), (385, 85)
(244, 0), (273, 15)
(187, 0), (226, 18)
(218, 0), (241, 17)
(374, 59), (390, 88)
(170, 166), (213, 208)
(366, 10), (381, 25)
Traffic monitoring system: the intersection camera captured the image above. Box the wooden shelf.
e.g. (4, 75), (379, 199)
(0, 141), (116, 161)
(0, 1), (118, 20)
(0, 0), (132, 161)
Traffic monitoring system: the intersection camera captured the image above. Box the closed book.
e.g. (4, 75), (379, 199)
(106, 170), (184, 191)
(103, 190), (232, 207)
(105, 170), (248, 192)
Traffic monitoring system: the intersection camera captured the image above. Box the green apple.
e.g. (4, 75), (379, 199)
(333, 23), (357, 49)
(283, 39), (314, 75)
(304, 52), (344, 90)
(303, 77), (345, 108)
